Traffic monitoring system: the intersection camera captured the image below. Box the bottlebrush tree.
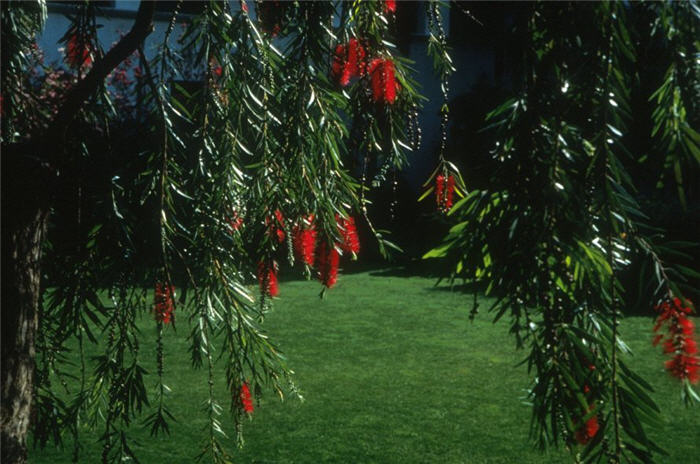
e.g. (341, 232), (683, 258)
(426, 2), (699, 463)
(1, 2), (697, 464)
(1, 1), (433, 463)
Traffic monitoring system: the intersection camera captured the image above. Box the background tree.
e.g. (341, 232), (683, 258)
(426, 2), (699, 463)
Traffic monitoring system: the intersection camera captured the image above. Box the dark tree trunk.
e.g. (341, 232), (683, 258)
(0, 5), (154, 461)
(1, 144), (52, 464)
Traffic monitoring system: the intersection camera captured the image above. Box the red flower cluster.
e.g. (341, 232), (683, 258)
(154, 282), (175, 324)
(292, 215), (317, 266)
(317, 241), (340, 289)
(259, 212), (361, 291)
(435, 174), (455, 212)
(574, 409), (600, 445)
(266, 209), (285, 243)
(227, 212), (243, 232)
(385, 0), (397, 14)
(574, 363), (600, 444)
(330, 38), (399, 104)
(332, 38), (367, 87)
(257, 260), (279, 297)
(368, 58), (399, 104)
(240, 382), (254, 414)
(210, 58), (223, 77)
(66, 34), (92, 69)
(290, 214), (361, 288)
(653, 297), (699, 384)
(338, 215), (360, 254)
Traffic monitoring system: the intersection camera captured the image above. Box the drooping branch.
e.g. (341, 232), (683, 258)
(45, 0), (155, 144)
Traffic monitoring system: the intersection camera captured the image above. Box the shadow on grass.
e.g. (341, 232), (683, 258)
(277, 258), (491, 298)
(361, 259), (447, 279)
(359, 261), (494, 296)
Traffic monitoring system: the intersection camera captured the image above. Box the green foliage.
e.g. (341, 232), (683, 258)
(426, 2), (699, 463)
(1, 1), (440, 462)
(650, 1), (700, 209)
(0, 0), (46, 139)
(4, 1), (698, 462)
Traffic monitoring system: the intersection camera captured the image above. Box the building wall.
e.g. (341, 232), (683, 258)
(40, 1), (247, 64)
(37, 2), (498, 191)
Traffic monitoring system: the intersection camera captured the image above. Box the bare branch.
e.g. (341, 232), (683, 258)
(46, 0), (156, 142)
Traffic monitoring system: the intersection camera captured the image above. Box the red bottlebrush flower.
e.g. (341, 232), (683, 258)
(337, 215), (360, 254)
(332, 44), (347, 84)
(257, 261), (279, 297)
(368, 58), (400, 104)
(665, 356), (700, 384)
(154, 282), (175, 324)
(653, 296), (699, 384)
(679, 317), (694, 336)
(435, 174), (456, 212)
(586, 416), (600, 438)
(385, 0), (397, 14)
(446, 175), (455, 209)
(240, 382), (254, 414)
(347, 38), (367, 78)
(274, 209), (284, 225)
(317, 242), (339, 288)
(662, 339), (676, 354)
(340, 49), (353, 86)
(689, 360), (700, 384)
(292, 215), (317, 266)
(383, 60), (397, 103)
(228, 212), (243, 232)
(331, 39), (366, 86)
(240, 0), (249, 13)
(266, 209), (285, 243)
(574, 379), (599, 445)
(66, 34), (92, 69)
(435, 174), (445, 205)
(575, 414), (600, 445)
(274, 209), (285, 242)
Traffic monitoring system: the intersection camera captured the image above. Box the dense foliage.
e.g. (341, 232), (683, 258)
(426, 2), (699, 463)
(1, 1), (449, 463)
(2, 1), (698, 464)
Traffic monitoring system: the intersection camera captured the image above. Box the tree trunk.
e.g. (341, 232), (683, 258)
(0, 5), (154, 461)
(1, 145), (51, 464)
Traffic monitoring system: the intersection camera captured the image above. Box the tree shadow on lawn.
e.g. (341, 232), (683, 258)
(276, 259), (443, 283)
(359, 259), (447, 279)
(365, 262), (490, 293)
(277, 258), (490, 296)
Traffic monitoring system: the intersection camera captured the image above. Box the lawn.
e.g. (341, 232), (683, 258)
(30, 269), (699, 463)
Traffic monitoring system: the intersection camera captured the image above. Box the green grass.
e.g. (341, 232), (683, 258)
(30, 270), (699, 463)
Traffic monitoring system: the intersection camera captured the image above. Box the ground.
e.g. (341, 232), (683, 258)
(30, 269), (699, 463)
